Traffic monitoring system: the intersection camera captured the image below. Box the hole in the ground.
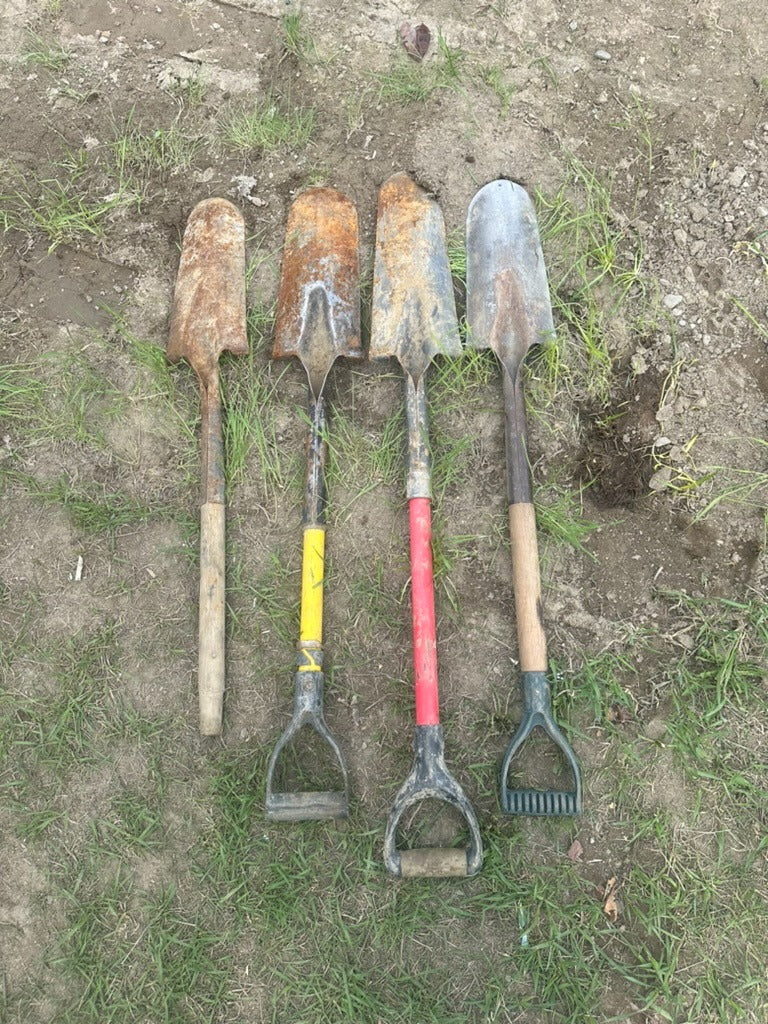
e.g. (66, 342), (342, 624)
(577, 369), (663, 509)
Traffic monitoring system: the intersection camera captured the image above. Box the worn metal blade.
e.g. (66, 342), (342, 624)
(466, 180), (555, 378)
(167, 198), (248, 382)
(371, 173), (461, 380)
(273, 187), (361, 398)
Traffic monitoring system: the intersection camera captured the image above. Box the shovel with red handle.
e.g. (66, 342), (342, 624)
(371, 173), (483, 878)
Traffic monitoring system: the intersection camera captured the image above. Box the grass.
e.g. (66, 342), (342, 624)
(374, 32), (467, 104)
(111, 109), (204, 184)
(280, 5), (317, 62)
(21, 30), (69, 70)
(222, 94), (316, 153)
(533, 159), (653, 409)
(1, 151), (138, 252)
(18, 474), (169, 534)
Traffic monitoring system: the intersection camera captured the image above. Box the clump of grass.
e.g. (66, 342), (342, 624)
(222, 95), (316, 153)
(532, 159), (652, 408)
(374, 31), (466, 104)
(280, 5), (316, 62)
(222, 352), (287, 499)
(1, 155), (137, 252)
(535, 481), (600, 555)
(478, 64), (516, 114)
(111, 108), (204, 184)
(21, 30), (69, 70)
(19, 474), (168, 534)
(692, 437), (768, 537)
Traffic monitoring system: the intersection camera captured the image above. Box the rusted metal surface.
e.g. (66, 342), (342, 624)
(371, 173), (461, 499)
(273, 186), (361, 399)
(465, 179), (555, 379)
(167, 198), (248, 382)
(370, 173), (461, 379)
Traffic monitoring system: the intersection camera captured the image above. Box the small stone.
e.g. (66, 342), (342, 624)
(663, 293), (684, 309)
(688, 203), (706, 223)
(649, 466), (673, 491)
(673, 228), (688, 247)
(594, 49), (612, 61)
(645, 717), (668, 741)
(631, 351), (648, 374)
(729, 166), (747, 187)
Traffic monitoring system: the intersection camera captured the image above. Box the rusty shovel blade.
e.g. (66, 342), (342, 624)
(273, 187), (361, 396)
(465, 180), (555, 379)
(370, 173), (461, 379)
(167, 198), (248, 383)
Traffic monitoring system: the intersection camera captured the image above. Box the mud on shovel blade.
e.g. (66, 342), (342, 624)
(266, 186), (361, 821)
(372, 173), (482, 876)
(167, 198), (247, 736)
(466, 179), (582, 816)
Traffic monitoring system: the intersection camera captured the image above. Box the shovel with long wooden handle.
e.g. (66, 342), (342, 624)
(372, 173), (483, 878)
(266, 186), (361, 821)
(466, 179), (582, 816)
(167, 198), (248, 736)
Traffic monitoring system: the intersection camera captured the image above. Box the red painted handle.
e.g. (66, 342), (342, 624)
(409, 497), (440, 726)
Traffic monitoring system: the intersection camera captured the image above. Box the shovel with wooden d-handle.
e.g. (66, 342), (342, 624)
(265, 186), (361, 821)
(167, 198), (248, 736)
(372, 173), (483, 877)
(466, 179), (582, 816)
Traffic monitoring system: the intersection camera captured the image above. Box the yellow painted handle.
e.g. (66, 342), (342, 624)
(300, 527), (325, 652)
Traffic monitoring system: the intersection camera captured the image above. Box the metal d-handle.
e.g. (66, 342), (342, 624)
(384, 725), (483, 877)
(265, 669), (350, 821)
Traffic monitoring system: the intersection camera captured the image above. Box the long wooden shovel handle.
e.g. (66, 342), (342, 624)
(508, 502), (547, 672)
(198, 374), (227, 735)
(503, 369), (547, 672)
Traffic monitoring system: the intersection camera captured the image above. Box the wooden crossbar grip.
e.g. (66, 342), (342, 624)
(508, 502), (547, 672)
(399, 848), (469, 878)
(199, 501), (226, 735)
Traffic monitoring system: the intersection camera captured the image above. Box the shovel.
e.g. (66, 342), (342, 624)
(466, 179), (582, 816)
(372, 173), (483, 877)
(266, 186), (361, 821)
(167, 198), (248, 736)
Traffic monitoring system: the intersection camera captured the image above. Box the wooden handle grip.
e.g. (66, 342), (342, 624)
(509, 502), (547, 672)
(399, 848), (470, 878)
(199, 501), (226, 735)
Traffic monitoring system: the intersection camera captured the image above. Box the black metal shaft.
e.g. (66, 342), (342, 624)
(503, 367), (533, 506)
(303, 394), (327, 528)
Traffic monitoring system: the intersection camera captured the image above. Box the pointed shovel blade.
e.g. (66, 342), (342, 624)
(274, 187), (361, 398)
(371, 173), (461, 380)
(466, 180), (555, 379)
(167, 198), (248, 383)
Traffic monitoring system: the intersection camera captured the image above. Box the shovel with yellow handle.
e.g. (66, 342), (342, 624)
(266, 187), (361, 821)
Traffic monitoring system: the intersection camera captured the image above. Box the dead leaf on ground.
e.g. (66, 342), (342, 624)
(566, 838), (584, 861)
(602, 876), (620, 922)
(399, 22), (431, 60)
